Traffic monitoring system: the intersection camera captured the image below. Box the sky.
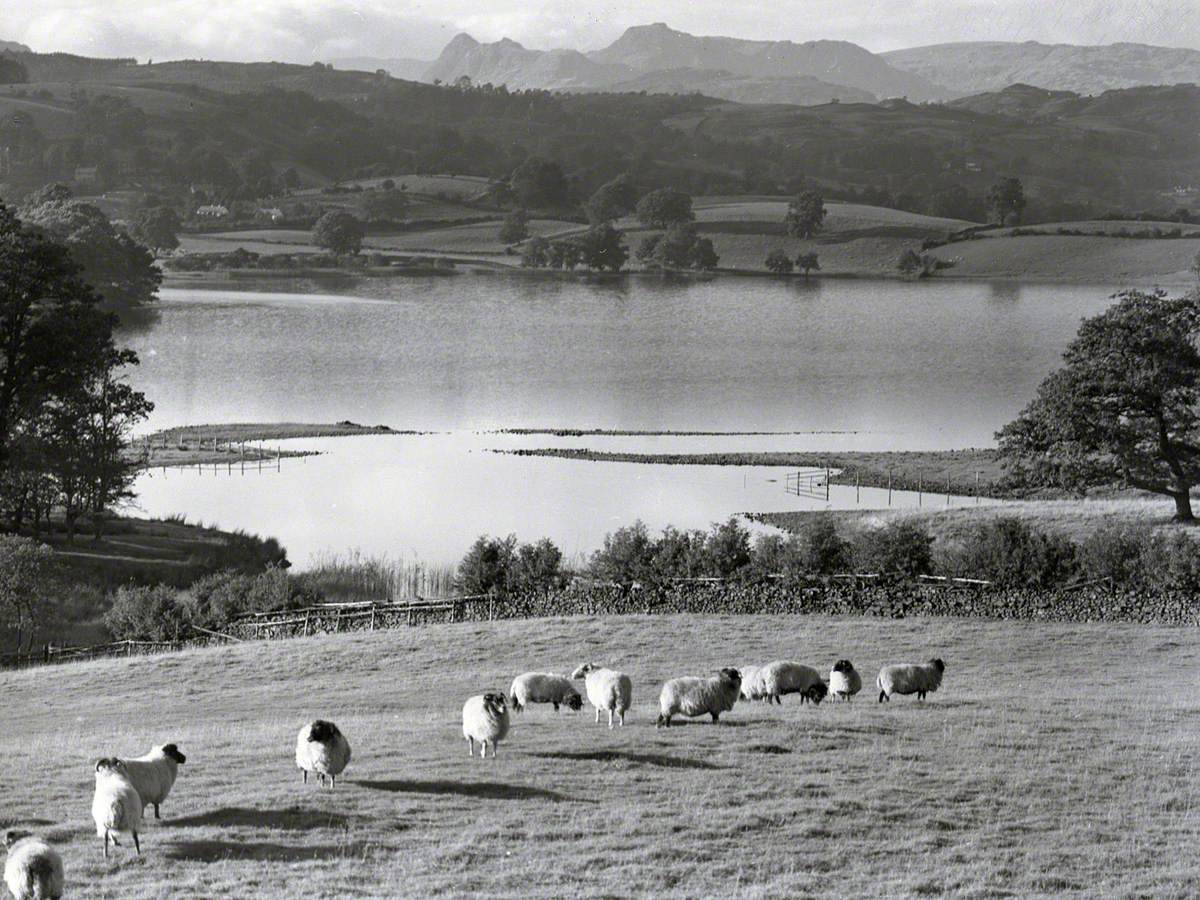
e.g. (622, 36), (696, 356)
(3, 0), (1198, 63)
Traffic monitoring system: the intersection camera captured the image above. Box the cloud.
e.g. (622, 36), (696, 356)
(1, 0), (1197, 62)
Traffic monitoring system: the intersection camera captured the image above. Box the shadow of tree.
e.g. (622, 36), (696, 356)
(528, 750), (727, 770)
(165, 839), (370, 862)
(163, 807), (351, 831)
(352, 780), (574, 802)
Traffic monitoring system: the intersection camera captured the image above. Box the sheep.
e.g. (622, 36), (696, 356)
(295, 720), (351, 789)
(508, 672), (583, 713)
(462, 692), (510, 758)
(877, 658), (946, 702)
(570, 663), (633, 727)
(4, 831), (64, 900)
(91, 758), (143, 858)
(755, 661), (828, 705)
(829, 660), (863, 702)
(117, 743), (186, 820)
(738, 665), (762, 702)
(656, 668), (741, 727)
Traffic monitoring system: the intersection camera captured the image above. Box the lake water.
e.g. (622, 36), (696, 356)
(121, 276), (1127, 565)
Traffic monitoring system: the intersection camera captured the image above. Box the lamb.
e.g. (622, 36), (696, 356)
(829, 660), (863, 701)
(91, 757), (143, 858)
(118, 743), (186, 820)
(656, 668), (741, 727)
(462, 692), (510, 758)
(570, 663), (633, 728)
(755, 661), (828, 706)
(508, 673), (583, 713)
(295, 720), (352, 789)
(877, 658), (946, 702)
(4, 831), (64, 900)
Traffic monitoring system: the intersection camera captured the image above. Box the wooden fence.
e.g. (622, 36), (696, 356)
(226, 595), (493, 640)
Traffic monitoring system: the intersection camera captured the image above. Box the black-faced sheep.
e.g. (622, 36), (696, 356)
(656, 668), (741, 727)
(118, 743), (186, 819)
(463, 692), (510, 758)
(509, 673), (583, 713)
(829, 660), (863, 701)
(92, 758), (142, 858)
(571, 663), (633, 727)
(295, 720), (352, 788)
(755, 661), (828, 705)
(877, 658), (945, 702)
(4, 831), (64, 899)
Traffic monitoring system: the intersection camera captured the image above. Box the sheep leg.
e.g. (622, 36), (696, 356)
(133, 831), (140, 856)
(553, 702), (559, 712)
(618, 710), (625, 726)
(607, 709), (614, 729)
(918, 691), (926, 701)
(711, 712), (720, 723)
(330, 774), (336, 790)
(594, 707), (600, 724)
(154, 803), (161, 820)
(103, 831), (109, 859)
(302, 769), (308, 783)
(879, 690), (888, 703)
(467, 736), (475, 757)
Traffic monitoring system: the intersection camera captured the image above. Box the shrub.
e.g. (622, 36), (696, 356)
(1077, 525), (1152, 586)
(105, 584), (191, 641)
(856, 520), (935, 577)
(651, 526), (708, 581)
(952, 517), (1077, 588)
(456, 535), (563, 595)
(801, 516), (852, 574)
(765, 249), (793, 274)
(704, 518), (753, 578)
(590, 521), (655, 585)
(1139, 532), (1200, 593)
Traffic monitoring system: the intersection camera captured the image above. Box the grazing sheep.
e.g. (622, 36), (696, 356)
(738, 665), (762, 702)
(508, 673), (583, 713)
(118, 743), (186, 820)
(91, 758), (142, 858)
(656, 668), (742, 727)
(570, 663), (633, 728)
(829, 660), (863, 702)
(756, 661), (828, 706)
(295, 720), (352, 789)
(4, 831), (64, 900)
(463, 693), (510, 758)
(877, 658), (946, 702)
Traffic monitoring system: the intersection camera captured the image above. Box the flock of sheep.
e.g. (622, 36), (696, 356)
(3, 656), (944, 899)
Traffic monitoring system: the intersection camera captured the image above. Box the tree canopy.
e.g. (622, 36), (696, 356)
(997, 289), (1200, 520)
(509, 157), (570, 209)
(636, 189), (694, 229)
(312, 210), (365, 255)
(987, 177), (1026, 226)
(585, 173), (638, 225)
(785, 190), (827, 239)
(131, 206), (181, 254)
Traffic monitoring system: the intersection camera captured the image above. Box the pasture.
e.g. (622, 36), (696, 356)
(2, 613), (1197, 898)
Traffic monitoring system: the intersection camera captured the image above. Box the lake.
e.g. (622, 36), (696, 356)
(122, 275), (1127, 565)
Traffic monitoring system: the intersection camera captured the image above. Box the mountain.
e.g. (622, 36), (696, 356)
(883, 41), (1200, 96)
(424, 33), (631, 90)
(330, 56), (430, 81)
(0, 40), (31, 54)
(588, 23), (949, 101)
(597, 68), (877, 105)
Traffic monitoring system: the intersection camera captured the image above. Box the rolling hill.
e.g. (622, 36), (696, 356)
(883, 40), (1200, 95)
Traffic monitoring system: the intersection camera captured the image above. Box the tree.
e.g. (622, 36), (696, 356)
(590, 521), (655, 585)
(0, 536), (53, 651)
(21, 192), (161, 314)
(785, 190), (826, 239)
(576, 224), (628, 272)
(705, 518), (752, 578)
(636, 188), (694, 229)
(801, 516), (852, 574)
(998, 290), (1200, 521)
(765, 249), (794, 274)
(131, 206), (181, 254)
(650, 223), (717, 271)
(498, 207), (529, 245)
(898, 248), (931, 277)
(585, 173), (638, 225)
(0, 57), (27, 85)
(521, 235), (550, 268)
(456, 534), (517, 596)
(547, 239), (582, 271)
(312, 210), (364, 255)
(796, 252), (820, 276)
(857, 521), (934, 576)
(509, 157), (569, 209)
(635, 234), (662, 264)
(987, 177), (1026, 226)
(358, 188), (408, 223)
(692, 237), (719, 271)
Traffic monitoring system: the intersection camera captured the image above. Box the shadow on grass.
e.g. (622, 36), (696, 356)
(528, 750), (727, 770)
(163, 807), (351, 831)
(165, 839), (370, 862)
(353, 780), (576, 802)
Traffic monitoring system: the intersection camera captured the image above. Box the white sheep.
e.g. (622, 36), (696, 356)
(4, 831), (64, 900)
(295, 720), (352, 789)
(462, 692), (510, 758)
(91, 758), (143, 858)
(118, 743), (186, 820)
(508, 672), (583, 713)
(570, 663), (633, 727)
(656, 668), (742, 727)
(877, 658), (946, 702)
(755, 661), (829, 705)
(738, 665), (762, 702)
(829, 660), (863, 701)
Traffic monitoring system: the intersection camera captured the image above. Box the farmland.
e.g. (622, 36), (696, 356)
(2, 613), (1197, 898)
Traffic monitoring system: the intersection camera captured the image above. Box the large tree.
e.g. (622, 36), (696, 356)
(21, 190), (161, 314)
(785, 190), (827, 239)
(509, 157), (569, 209)
(576, 224), (628, 272)
(987, 177), (1026, 226)
(584, 173), (638, 225)
(635, 189), (694, 229)
(312, 210), (364, 255)
(997, 290), (1200, 521)
(131, 206), (181, 255)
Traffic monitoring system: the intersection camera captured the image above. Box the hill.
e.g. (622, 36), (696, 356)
(883, 40), (1200, 96)
(329, 56), (430, 81)
(594, 68), (877, 105)
(2, 613), (1196, 897)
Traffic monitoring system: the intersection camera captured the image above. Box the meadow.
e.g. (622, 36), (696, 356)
(3, 613), (1197, 898)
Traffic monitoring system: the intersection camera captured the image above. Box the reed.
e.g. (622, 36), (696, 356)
(302, 550), (456, 601)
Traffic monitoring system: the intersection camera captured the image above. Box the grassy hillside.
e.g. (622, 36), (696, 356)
(2, 614), (1196, 897)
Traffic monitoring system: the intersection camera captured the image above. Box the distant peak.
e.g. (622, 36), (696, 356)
(445, 33), (479, 49)
(495, 37), (525, 50)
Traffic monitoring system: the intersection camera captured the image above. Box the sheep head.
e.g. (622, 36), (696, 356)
(95, 757), (128, 777)
(4, 830), (30, 848)
(161, 743), (187, 764)
(718, 667), (742, 687)
(482, 693), (507, 716)
(833, 659), (854, 673)
(308, 721), (341, 744)
(805, 682), (829, 705)
(929, 658), (946, 673)
(565, 693), (583, 711)
(570, 663), (595, 679)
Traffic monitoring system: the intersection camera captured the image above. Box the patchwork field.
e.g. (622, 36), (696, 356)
(3, 614), (1197, 898)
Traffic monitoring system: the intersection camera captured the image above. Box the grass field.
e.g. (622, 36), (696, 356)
(3, 614), (1197, 898)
